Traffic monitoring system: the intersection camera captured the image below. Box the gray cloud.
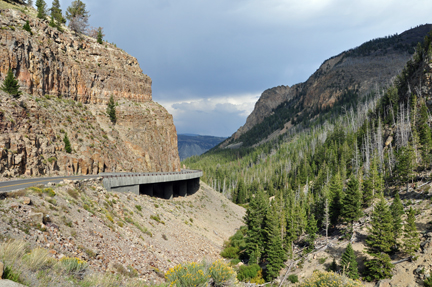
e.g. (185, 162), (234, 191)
(55, 0), (432, 136)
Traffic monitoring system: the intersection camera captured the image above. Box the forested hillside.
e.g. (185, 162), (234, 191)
(183, 29), (432, 284)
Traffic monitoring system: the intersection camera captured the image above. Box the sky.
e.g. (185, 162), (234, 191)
(53, 0), (432, 137)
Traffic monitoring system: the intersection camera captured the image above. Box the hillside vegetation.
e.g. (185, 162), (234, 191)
(183, 29), (432, 285)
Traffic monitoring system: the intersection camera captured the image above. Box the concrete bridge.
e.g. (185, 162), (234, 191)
(101, 170), (203, 199)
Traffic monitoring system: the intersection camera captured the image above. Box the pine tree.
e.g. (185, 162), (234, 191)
(36, 0), (47, 19)
(341, 175), (362, 226)
(66, 0), (89, 20)
(305, 213), (318, 251)
(366, 195), (394, 255)
(106, 95), (117, 124)
(50, 0), (66, 24)
(363, 156), (383, 207)
(1, 69), (22, 98)
(63, 133), (72, 153)
(340, 243), (359, 279)
(263, 203), (286, 281)
(97, 27), (103, 44)
(395, 144), (416, 183)
(329, 171), (343, 225)
(245, 190), (268, 264)
(364, 253), (394, 282)
(419, 103), (432, 167)
(403, 207), (420, 257)
(390, 193), (404, 247)
(235, 180), (247, 204)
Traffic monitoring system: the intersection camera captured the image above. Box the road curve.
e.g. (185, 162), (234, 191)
(0, 175), (101, 192)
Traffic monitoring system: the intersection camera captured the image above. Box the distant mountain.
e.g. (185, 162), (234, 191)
(178, 134), (227, 160)
(220, 24), (432, 148)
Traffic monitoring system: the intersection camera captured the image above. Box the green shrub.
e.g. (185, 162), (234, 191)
(220, 246), (239, 259)
(3, 265), (23, 283)
(424, 276), (432, 287)
(230, 258), (240, 266)
(63, 133), (72, 153)
(288, 274), (299, 283)
(135, 205), (142, 212)
(165, 262), (209, 287)
(208, 260), (236, 287)
(237, 264), (261, 282)
(43, 188), (56, 197)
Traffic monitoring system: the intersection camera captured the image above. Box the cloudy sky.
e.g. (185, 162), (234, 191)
(54, 0), (432, 137)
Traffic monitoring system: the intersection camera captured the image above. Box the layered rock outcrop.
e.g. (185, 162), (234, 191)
(0, 8), (181, 177)
(229, 24), (432, 143)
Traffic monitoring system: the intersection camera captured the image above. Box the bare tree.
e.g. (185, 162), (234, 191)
(68, 15), (88, 35)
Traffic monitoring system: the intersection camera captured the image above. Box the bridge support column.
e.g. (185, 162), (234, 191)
(164, 182), (173, 200)
(178, 181), (187, 197)
(187, 178), (200, 196)
(140, 184), (153, 196)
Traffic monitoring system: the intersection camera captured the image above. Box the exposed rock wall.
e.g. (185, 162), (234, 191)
(0, 8), (181, 177)
(230, 24), (432, 142)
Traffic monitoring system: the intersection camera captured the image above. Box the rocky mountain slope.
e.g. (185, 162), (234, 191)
(0, 6), (180, 177)
(222, 24), (432, 147)
(0, 179), (245, 285)
(178, 134), (226, 161)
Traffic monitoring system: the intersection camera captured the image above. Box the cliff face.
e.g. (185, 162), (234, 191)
(0, 8), (181, 176)
(228, 24), (432, 144)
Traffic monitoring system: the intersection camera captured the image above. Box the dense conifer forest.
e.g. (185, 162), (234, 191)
(183, 30), (432, 283)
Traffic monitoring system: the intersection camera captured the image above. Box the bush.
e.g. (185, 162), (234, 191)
(424, 276), (432, 287)
(220, 246), (239, 259)
(23, 20), (32, 34)
(208, 260), (236, 287)
(237, 264), (261, 282)
(60, 257), (88, 275)
(288, 274), (299, 283)
(135, 205), (142, 211)
(299, 271), (362, 287)
(165, 262), (209, 287)
(1, 69), (22, 98)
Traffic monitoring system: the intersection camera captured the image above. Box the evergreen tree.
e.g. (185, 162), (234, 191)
(263, 203), (286, 281)
(364, 196), (394, 281)
(36, 0), (47, 19)
(245, 190), (268, 264)
(97, 27), (103, 44)
(340, 243), (359, 279)
(63, 133), (72, 153)
(395, 144), (416, 183)
(363, 156), (383, 207)
(50, 0), (66, 24)
(235, 180), (247, 204)
(366, 195), (394, 255)
(403, 207), (420, 257)
(329, 171), (343, 225)
(1, 69), (22, 98)
(106, 95), (117, 124)
(305, 213), (318, 251)
(66, 0), (89, 20)
(341, 175), (362, 226)
(419, 103), (432, 167)
(364, 253), (394, 282)
(23, 20), (32, 35)
(390, 193), (404, 247)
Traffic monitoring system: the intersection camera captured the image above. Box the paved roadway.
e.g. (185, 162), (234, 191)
(0, 175), (101, 192)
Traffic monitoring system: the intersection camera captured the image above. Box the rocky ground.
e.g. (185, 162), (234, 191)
(0, 179), (245, 285)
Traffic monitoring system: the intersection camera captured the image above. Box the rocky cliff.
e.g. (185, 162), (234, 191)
(0, 7), (181, 177)
(226, 24), (432, 146)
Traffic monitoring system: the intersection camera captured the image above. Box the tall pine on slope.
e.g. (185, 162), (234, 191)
(390, 193), (404, 248)
(341, 175), (362, 226)
(329, 171), (344, 225)
(419, 103), (432, 167)
(364, 195), (394, 281)
(36, 0), (47, 19)
(403, 207), (420, 257)
(263, 203), (286, 281)
(50, 0), (66, 24)
(305, 213), (318, 252)
(340, 243), (359, 279)
(363, 156), (383, 208)
(245, 190), (268, 264)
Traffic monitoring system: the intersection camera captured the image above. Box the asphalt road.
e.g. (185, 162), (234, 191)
(0, 175), (101, 192)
